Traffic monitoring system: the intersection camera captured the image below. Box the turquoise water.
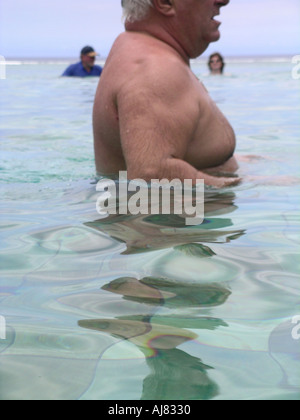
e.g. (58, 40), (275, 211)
(0, 58), (300, 400)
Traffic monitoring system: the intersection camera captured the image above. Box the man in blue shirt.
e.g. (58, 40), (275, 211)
(62, 46), (103, 77)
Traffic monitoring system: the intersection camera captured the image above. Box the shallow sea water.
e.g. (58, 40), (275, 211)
(0, 58), (300, 400)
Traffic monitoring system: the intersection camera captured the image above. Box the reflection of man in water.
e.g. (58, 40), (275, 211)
(93, 0), (240, 189)
(86, 190), (244, 254)
(142, 347), (218, 400)
(79, 276), (230, 400)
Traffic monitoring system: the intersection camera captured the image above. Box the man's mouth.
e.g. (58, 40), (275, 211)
(211, 12), (221, 23)
(211, 15), (221, 25)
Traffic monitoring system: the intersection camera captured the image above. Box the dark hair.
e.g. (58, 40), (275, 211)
(208, 53), (225, 74)
(81, 46), (96, 56)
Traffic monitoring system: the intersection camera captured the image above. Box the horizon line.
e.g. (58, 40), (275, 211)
(2, 53), (297, 61)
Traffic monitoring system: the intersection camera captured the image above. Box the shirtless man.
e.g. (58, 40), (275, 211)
(93, 0), (239, 188)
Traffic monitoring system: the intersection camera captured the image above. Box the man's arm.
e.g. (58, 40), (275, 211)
(116, 60), (239, 188)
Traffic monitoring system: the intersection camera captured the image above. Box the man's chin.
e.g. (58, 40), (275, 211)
(210, 31), (221, 43)
(194, 36), (220, 58)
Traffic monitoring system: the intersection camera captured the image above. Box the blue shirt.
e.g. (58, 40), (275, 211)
(62, 61), (102, 77)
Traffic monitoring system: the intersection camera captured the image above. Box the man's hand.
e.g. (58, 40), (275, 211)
(200, 172), (241, 188)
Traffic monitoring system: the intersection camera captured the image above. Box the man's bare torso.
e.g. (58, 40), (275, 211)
(93, 32), (236, 178)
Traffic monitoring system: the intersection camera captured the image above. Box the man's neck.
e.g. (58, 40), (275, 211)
(125, 20), (190, 65)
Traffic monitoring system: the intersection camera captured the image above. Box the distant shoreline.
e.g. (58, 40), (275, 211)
(3, 55), (296, 66)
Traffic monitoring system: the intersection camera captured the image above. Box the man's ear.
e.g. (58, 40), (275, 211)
(152, 0), (176, 17)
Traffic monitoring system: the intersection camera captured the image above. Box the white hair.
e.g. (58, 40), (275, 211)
(121, 0), (154, 23)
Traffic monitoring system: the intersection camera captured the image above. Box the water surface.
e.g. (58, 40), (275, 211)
(0, 58), (299, 400)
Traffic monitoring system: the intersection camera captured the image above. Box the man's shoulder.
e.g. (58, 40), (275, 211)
(111, 32), (184, 68)
(62, 62), (82, 76)
(105, 32), (195, 103)
(69, 62), (81, 68)
(122, 51), (192, 95)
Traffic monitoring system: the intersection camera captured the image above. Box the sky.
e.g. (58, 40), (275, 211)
(0, 0), (299, 58)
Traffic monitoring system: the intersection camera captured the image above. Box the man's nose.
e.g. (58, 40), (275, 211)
(217, 0), (230, 7)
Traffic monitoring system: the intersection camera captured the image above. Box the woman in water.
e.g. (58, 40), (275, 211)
(208, 52), (225, 75)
